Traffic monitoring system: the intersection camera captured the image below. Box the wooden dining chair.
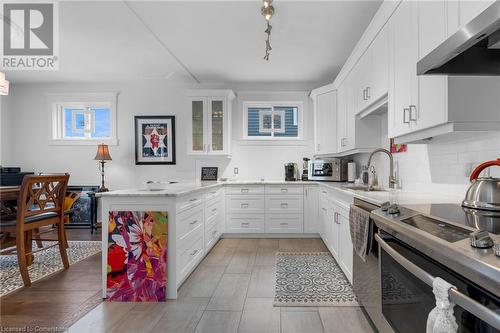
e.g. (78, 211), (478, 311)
(0, 174), (70, 287)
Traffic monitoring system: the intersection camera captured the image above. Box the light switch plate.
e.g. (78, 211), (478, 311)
(233, 167), (239, 175)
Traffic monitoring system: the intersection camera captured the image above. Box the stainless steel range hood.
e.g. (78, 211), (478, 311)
(417, 1), (500, 76)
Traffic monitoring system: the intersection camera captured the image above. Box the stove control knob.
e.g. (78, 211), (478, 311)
(469, 230), (494, 249)
(381, 202), (390, 212)
(494, 243), (500, 257)
(387, 204), (400, 216)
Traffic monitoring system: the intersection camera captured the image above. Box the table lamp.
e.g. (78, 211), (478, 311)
(94, 144), (112, 192)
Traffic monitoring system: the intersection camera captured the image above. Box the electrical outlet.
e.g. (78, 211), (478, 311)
(233, 167), (239, 175)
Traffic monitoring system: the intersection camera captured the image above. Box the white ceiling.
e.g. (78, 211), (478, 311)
(5, 1), (382, 86)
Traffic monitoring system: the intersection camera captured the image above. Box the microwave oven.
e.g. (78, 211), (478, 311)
(308, 159), (348, 182)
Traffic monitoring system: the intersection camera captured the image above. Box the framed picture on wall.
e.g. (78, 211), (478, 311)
(134, 116), (176, 165)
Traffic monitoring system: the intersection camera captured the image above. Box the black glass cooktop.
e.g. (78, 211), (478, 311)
(400, 214), (471, 242)
(404, 203), (500, 236)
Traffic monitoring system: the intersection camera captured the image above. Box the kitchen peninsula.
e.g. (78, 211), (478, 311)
(98, 180), (463, 300)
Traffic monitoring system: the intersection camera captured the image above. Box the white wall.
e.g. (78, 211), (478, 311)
(0, 81), (314, 189)
(353, 113), (500, 195)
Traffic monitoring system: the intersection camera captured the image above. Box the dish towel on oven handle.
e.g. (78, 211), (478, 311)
(426, 277), (458, 333)
(349, 204), (370, 262)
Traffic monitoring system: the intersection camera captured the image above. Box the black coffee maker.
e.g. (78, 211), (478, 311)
(284, 163), (299, 181)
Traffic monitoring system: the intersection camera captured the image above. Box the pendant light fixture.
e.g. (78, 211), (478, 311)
(0, 72), (9, 96)
(261, 0), (275, 61)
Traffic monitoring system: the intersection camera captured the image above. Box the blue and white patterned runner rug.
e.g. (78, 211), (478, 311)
(275, 252), (358, 307)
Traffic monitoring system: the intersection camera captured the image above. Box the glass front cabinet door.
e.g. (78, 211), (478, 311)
(188, 90), (235, 155)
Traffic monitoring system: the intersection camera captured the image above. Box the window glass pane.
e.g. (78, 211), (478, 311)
(192, 100), (204, 151)
(74, 113), (86, 130)
(248, 107), (272, 136)
(211, 100), (224, 151)
(262, 113), (272, 130)
(64, 108), (85, 138)
(92, 108), (111, 138)
(64, 107), (111, 139)
(274, 107), (299, 137)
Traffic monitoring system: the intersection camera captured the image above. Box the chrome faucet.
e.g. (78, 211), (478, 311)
(367, 148), (397, 189)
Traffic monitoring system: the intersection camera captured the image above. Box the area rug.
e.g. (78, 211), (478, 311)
(0, 241), (101, 297)
(274, 252), (358, 307)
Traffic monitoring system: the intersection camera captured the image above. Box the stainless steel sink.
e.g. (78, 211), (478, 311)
(342, 184), (387, 192)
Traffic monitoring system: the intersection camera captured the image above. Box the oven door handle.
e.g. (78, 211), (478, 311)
(375, 234), (500, 331)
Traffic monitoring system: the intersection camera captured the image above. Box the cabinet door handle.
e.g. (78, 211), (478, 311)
(211, 208), (217, 212)
(189, 198), (199, 202)
(403, 108), (410, 124)
(280, 203), (289, 208)
(409, 105), (418, 122)
(317, 143), (321, 151)
(279, 222), (289, 226)
(366, 86), (371, 99)
(363, 88), (367, 101)
(280, 188), (288, 193)
(190, 249), (199, 256)
(190, 220), (198, 225)
(212, 230), (217, 235)
(241, 188), (249, 193)
(241, 203), (249, 208)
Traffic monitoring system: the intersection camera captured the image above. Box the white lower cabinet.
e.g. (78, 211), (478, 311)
(318, 186), (354, 284)
(304, 185), (319, 233)
(225, 184), (305, 234)
(333, 201), (353, 283)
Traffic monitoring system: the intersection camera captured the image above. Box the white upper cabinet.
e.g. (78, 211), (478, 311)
(355, 24), (389, 115)
(388, 0), (419, 139)
(311, 85), (337, 155)
(416, 0), (448, 132)
(187, 90), (235, 155)
(386, 0), (500, 143)
(336, 71), (381, 154)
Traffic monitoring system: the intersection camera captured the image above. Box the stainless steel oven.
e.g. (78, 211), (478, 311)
(377, 231), (500, 333)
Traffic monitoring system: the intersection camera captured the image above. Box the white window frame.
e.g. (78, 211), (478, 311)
(243, 101), (303, 140)
(48, 92), (118, 146)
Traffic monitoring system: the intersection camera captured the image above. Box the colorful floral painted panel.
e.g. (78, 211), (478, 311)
(107, 211), (167, 302)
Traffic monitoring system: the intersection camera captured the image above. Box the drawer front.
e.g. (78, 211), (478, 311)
(226, 195), (265, 214)
(176, 192), (203, 213)
(266, 195), (303, 213)
(226, 214), (265, 233)
(205, 197), (221, 221)
(205, 221), (220, 249)
(204, 187), (222, 201)
(265, 185), (303, 195)
(177, 206), (204, 242)
(177, 235), (204, 281)
(226, 185), (265, 195)
(205, 210), (220, 230)
(265, 214), (304, 233)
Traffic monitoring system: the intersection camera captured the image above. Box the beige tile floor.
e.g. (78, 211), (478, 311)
(68, 238), (375, 333)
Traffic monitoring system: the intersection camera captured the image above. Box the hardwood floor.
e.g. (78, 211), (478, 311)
(0, 227), (102, 331)
(66, 238), (375, 333)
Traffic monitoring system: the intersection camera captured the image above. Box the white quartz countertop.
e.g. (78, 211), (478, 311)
(96, 180), (463, 205)
(317, 182), (463, 206)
